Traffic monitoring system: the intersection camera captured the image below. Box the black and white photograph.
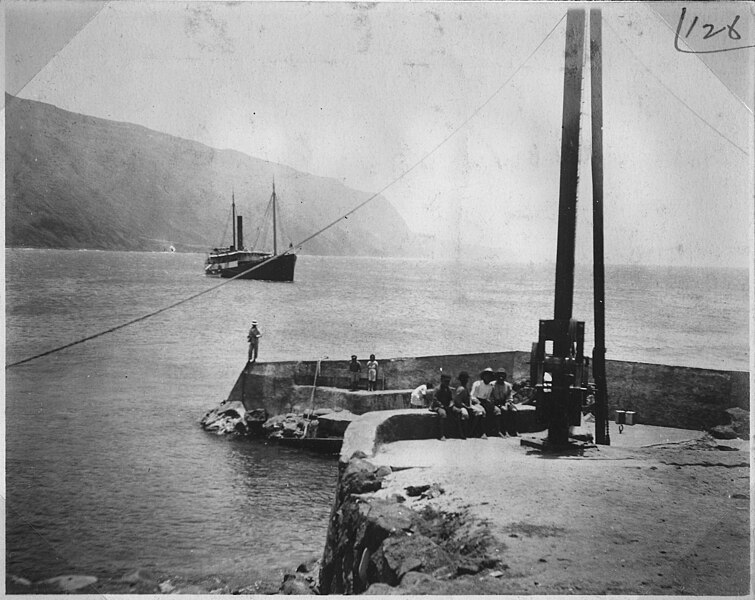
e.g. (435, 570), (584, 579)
(4, 0), (752, 595)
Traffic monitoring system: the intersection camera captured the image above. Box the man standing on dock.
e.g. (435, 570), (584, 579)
(247, 321), (261, 363)
(348, 355), (362, 390)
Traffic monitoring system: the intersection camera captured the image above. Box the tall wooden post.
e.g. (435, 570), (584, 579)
(548, 9), (585, 445)
(553, 9), (586, 331)
(590, 9), (610, 445)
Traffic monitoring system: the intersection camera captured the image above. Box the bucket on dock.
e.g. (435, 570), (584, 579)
(615, 410), (626, 425)
(625, 411), (635, 426)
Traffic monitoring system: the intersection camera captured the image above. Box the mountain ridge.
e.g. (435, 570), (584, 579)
(5, 94), (413, 256)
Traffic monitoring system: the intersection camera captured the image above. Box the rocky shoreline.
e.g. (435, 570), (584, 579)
(318, 431), (750, 595)
(319, 454), (509, 595)
(6, 562), (323, 595)
(200, 399), (357, 443)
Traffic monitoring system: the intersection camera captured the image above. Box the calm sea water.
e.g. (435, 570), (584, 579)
(4, 249), (749, 588)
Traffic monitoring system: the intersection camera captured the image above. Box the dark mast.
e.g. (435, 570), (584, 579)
(272, 180), (277, 256)
(590, 8), (610, 445)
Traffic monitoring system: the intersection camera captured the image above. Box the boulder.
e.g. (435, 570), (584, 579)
(201, 401), (253, 435)
(6, 574), (31, 587)
(364, 500), (419, 543)
(364, 582), (402, 595)
(246, 407), (268, 422)
(296, 556), (321, 574)
(264, 413), (307, 438)
(282, 419), (302, 437)
(369, 534), (453, 586)
(341, 458), (384, 498)
(119, 569), (158, 584)
(405, 484), (431, 497)
(5, 574), (32, 593)
(709, 424), (738, 439)
(37, 575), (98, 592)
(263, 413), (289, 430)
(725, 407), (749, 438)
(173, 584), (209, 594)
(279, 573), (315, 595)
(112, 569), (161, 593)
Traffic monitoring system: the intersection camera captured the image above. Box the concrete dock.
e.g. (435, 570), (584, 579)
(321, 414), (751, 595)
(221, 352), (749, 594)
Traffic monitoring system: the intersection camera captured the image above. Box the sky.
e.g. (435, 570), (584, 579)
(4, 0), (754, 267)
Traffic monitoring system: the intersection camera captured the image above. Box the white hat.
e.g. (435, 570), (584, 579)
(251, 320), (258, 325)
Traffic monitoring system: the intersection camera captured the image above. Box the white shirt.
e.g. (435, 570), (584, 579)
(470, 379), (494, 402)
(410, 384), (429, 407)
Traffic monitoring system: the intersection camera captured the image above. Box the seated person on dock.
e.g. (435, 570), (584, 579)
(513, 380), (536, 406)
(429, 373), (453, 440)
(451, 372), (472, 439)
(409, 382), (434, 408)
(348, 355), (362, 390)
(470, 367), (496, 439)
(582, 383), (596, 422)
(366, 354), (379, 391)
(491, 368), (518, 437)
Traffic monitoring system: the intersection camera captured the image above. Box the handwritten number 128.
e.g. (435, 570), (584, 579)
(681, 7), (741, 41)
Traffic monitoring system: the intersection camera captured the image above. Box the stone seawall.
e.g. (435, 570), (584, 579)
(319, 457), (492, 595)
(226, 352), (748, 431)
(318, 411), (751, 595)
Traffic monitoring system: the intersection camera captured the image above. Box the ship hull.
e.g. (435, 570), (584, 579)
(208, 253), (297, 282)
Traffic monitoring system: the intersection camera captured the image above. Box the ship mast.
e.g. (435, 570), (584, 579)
(272, 179), (277, 255)
(232, 189), (237, 249)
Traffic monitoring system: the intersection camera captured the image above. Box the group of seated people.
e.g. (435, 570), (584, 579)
(411, 367), (519, 440)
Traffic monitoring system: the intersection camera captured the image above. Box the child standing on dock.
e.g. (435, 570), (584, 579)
(247, 321), (261, 363)
(366, 354), (379, 391)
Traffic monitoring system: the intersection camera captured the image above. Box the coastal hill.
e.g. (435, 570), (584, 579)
(5, 94), (413, 256)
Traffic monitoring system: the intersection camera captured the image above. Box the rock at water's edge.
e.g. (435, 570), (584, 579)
(37, 574), (98, 592)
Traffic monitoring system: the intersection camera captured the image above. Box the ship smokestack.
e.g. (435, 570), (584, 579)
(237, 216), (244, 250)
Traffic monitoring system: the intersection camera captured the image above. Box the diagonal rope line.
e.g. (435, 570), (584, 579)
(5, 12), (567, 369)
(603, 16), (749, 157)
(5, 253), (284, 369)
(291, 12), (568, 251)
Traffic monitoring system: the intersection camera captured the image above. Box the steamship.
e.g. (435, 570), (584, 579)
(204, 183), (297, 282)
